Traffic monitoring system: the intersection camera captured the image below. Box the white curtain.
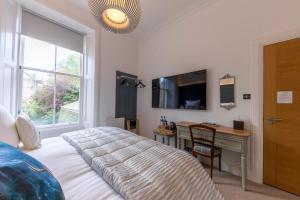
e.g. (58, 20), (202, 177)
(0, 0), (19, 115)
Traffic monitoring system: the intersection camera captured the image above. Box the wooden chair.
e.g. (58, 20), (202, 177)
(188, 124), (222, 178)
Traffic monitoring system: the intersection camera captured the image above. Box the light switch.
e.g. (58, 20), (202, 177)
(243, 94), (251, 100)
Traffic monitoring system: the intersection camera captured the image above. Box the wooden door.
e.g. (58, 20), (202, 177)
(264, 38), (300, 195)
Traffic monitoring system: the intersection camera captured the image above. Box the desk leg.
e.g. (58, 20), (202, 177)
(167, 137), (170, 146)
(154, 134), (157, 141)
(241, 138), (248, 191)
(177, 137), (181, 149)
(241, 153), (247, 190)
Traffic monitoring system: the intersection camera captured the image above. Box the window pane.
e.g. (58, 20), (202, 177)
(21, 70), (54, 125)
(22, 36), (55, 71)
(55, 75), (80, 124)
(56, 47), (81, 75)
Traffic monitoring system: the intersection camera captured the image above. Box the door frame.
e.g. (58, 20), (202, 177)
(250, 27), (300, 184)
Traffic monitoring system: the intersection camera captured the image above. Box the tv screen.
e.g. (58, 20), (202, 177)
(152, 70), (207, 110)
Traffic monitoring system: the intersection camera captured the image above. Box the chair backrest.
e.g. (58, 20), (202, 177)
(188, 124), (217, 153)
(105, 117), (125, 129)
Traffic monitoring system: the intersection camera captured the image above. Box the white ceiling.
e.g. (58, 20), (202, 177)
(67, 0), (210, 36)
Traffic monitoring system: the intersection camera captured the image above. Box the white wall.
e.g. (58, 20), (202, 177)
(137, 0), (300, 183)
(98, 31), (138, 126)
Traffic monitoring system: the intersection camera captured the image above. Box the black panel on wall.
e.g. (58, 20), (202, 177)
(115, 71), (137, 120)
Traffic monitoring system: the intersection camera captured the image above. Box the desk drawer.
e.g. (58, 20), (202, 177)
(177, 128), (243, 153)
(215, 139), (241, 152)
(177, 128), (189, 139)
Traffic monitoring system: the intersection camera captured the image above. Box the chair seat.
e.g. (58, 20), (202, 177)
(194, 144), (222, 156)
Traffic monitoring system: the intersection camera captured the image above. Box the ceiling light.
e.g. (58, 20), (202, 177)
(104, 8), (128, 24)
(89, 0), (141, 34)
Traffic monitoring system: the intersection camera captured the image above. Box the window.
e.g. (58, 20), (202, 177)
(19, 36), (83, 126)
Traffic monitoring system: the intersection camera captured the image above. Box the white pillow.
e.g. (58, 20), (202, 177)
(0, 105), (19, 147)
(16, 116), (41, 150)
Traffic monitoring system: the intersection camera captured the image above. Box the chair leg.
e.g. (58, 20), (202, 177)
(210, 157), (214, 178)
(192, 151), (197, 158)
(219, 154), (222, 172)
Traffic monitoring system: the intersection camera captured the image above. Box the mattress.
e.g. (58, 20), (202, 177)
(25, 137), (123, 200)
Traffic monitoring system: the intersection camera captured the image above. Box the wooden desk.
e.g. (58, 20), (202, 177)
(176, 121), (251, 190)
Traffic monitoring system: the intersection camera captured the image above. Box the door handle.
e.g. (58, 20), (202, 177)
(266, 117), (283, 124)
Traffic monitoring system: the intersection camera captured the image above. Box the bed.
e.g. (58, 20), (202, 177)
(0, 122), (224, 200)
(21, 127), (224, 200)
(0, 104), (222, 200)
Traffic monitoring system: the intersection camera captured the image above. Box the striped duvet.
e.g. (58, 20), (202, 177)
(62, 127), (224, 200)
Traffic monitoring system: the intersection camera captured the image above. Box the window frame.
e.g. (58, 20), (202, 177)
(17, 35), (85, 129)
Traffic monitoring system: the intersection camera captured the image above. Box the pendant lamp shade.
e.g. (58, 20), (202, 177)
(89, 0), (141, 34)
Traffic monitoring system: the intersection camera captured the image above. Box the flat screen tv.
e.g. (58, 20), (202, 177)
(152, 70), (207, 110)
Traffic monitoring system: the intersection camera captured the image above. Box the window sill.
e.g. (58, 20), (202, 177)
(38, 123), (85, 139)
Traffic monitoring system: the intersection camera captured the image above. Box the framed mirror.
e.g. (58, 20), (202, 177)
(220, 74), (235, 110)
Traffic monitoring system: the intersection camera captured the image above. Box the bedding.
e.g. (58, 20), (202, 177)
(0, 142), (64, 200)
(62, 127), (224, 200)
(26, 137), (123, 200)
